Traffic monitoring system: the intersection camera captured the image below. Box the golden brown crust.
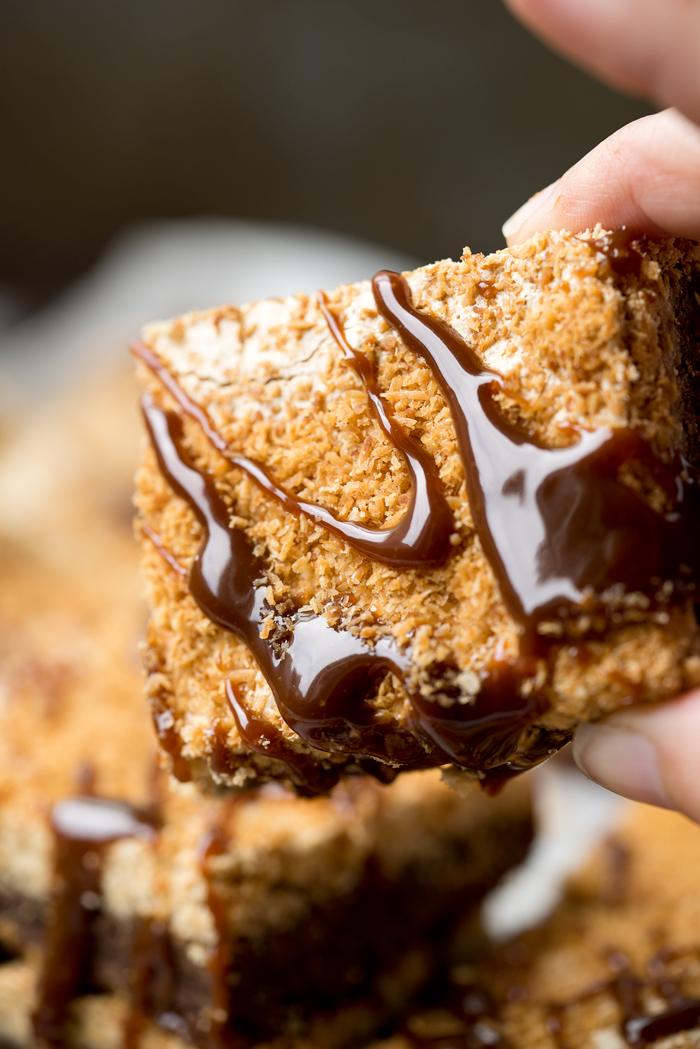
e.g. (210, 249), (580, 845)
(134, 229), (700, 790)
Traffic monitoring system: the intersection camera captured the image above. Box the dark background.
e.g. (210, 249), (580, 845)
(1, 0), (653, 317)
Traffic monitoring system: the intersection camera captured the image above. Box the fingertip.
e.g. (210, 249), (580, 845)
(574, 688), (700, 823)
(501, 0), (559, 31)
(501, 0), (530, 17)
(502, 111), (700, 244)
(501, 181), (561, 245)
(573, 721), (671, 810)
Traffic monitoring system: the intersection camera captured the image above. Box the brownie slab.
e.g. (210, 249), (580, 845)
(134, 228), (700, 793)
(0, 369), (533, 1048)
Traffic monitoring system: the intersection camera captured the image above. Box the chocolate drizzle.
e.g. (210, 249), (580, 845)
(150, 686), (192, 783)
(626, 1001), (700, 1047)
(584, 227), (646, 277)
(133, 336), (452, 569)
(196, 826), (236, 1049)
(541, 948), (700, 1049)
(34, 797), (157, 1046)
(337, 949), (700, 1049)
(371, 270), (700, 641)
(225, 681), (341, 795)
(614, 949), (700, 1049)
(141, 397), (420, 762)
(123, 918), (176, 1049)
(35, 797), (245, 1048)
(141, 394), (563, 780)
(136, 255), (700, 784)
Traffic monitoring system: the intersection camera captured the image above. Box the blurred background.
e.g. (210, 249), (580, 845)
(0, 0), (654, 391)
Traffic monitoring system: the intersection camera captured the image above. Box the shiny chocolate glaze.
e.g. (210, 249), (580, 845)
(133, 333), (453, 569)
(584, 226), (646, 277)
(372, 270), (700, 642)
(33, 797), (157, 1046)
(225, 681), (344, 795)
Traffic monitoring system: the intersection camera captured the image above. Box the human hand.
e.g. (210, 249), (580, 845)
(502, 0), (700, 822)
(501, 0), (700, 246)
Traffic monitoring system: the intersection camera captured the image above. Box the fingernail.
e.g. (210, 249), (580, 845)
(573, 722), (672, 809)
(501, 180), (560, 241)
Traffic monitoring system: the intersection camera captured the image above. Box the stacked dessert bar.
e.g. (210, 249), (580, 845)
(0, 368), (531, 1046)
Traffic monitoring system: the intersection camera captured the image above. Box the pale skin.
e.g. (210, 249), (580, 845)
(501, 0), (700, 822)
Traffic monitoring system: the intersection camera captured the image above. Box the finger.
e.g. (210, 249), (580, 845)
(573, 689), (700, 825)
(502, 109), (700, 245)
(503, 0), (700, 123)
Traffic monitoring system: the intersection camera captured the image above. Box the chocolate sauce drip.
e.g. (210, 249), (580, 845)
(149, 686), (192, 783)
(141, 395), (435, 770)
(625, 1001), (700, 1047)
(110, 821), (241, 1049)
(133, 337), (453, 569)
(34, 797), (157, 1046)
(316, 293), (453, 565)
(584, 227), (646, 277)
(142, 394), (559, 778)
(615, 949), (700, 1047)
(408, 659), (555, 788)
(225, 680), (341, 795)
(372, 270), (700, 641)
(543, 948), (700, 1049)
(124, 918), (176, 1049)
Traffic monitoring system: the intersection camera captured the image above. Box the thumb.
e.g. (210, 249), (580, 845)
(503, 109), (700, 245)
(574, 689), (700, 825)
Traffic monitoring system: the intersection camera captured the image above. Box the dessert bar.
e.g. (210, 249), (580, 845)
(0, 372), (532, 1048)
(134, 228), (700, 793)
